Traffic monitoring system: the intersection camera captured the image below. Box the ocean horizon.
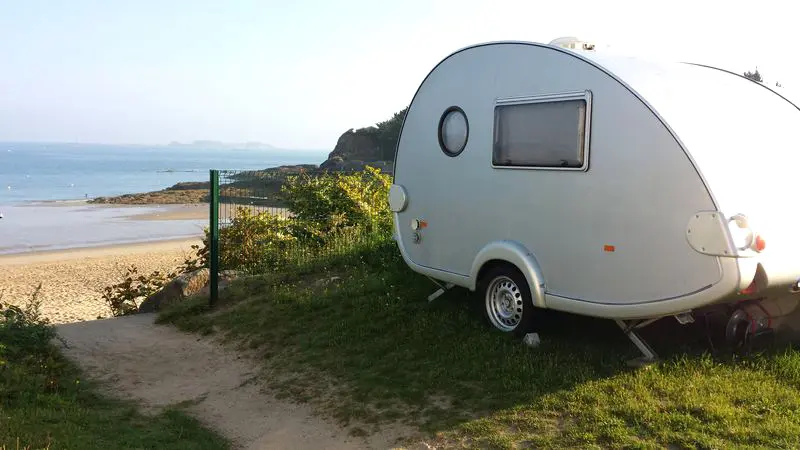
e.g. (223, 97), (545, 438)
(0, 142), (328, 255)
(0, 141), (328, 205)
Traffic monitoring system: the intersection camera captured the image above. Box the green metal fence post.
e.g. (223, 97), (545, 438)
(209, 169), (220, 306)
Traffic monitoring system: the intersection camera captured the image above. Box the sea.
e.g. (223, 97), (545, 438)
(0, 142), (328, 255)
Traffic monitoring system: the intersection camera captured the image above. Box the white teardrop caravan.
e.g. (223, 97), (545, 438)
(388, 39), (800, 361)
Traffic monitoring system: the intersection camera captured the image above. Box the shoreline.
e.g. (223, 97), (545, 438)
(0, 202), (208, 257)
(123, 203), (207, 221)
(10, 198), (204, 208)
(0, 235), (204, 264)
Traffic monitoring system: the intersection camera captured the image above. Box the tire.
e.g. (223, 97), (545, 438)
(477, 265), (537, 336)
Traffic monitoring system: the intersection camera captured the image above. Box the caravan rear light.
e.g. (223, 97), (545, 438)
(754, 234), (766, 252)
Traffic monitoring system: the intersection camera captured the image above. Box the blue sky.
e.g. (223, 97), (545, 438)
(0, 0), (794, 150)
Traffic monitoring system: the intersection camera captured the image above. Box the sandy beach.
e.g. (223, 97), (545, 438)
(0, 238), (203, 324)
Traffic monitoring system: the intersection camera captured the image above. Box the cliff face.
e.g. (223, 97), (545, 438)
(326, 128), (383, 162)
(319, 107), (407, 173)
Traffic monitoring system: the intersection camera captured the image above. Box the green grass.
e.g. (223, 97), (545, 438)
(0, 293), (229, 450)
(158, 242), (800, 449)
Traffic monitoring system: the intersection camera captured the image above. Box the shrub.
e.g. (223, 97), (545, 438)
(0, 285), (57, 372)
(102, 251), (205, 317)
(100, 166), (394, 315)
(216, 207), (299, 271)
(222, 166), (392, 270)
(101, 266), (176, 316)
(281, 165), (392, 243)
(205, 166), (392, 273)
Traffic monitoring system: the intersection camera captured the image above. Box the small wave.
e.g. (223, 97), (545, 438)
(156, 169), (199, 173)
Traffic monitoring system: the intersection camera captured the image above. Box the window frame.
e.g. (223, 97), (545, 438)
(437, 106), (469, 157)
(491, 90), (593, 172)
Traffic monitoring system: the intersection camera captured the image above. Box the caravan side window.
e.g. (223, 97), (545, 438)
(492, 91), (591, 170)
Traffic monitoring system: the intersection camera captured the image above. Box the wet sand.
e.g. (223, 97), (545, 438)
(127, 204), (208, 221)
(0, 202), (206, 255)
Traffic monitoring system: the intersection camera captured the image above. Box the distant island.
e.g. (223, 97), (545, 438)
(167, 140), (276, 150)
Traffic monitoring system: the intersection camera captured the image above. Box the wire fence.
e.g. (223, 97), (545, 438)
(207, 167), (392, 303)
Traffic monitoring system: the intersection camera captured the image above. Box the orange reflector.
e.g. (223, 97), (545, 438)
(603, 245), (615, 252)
(754, 234), (766, 252)
(418, 220), (428, 229)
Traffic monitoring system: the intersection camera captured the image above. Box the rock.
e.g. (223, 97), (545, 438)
(167, 181), (209, 190)
(326, 128), (383, 163)
(313, 276), (341, 287)
(270, 164), (318, 173)
(319, 155), (344, 170)
(523, 332), (541, 348)
(196, 269), (242, 298)
(219, 269), (240, 280)
(138, 268), (210, 313)
(320, 158), (393, 174)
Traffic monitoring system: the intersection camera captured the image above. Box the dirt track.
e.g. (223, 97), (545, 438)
(55, 314), (413, 450)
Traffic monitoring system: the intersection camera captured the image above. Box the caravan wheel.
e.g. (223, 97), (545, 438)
(479, 266), (536, 335)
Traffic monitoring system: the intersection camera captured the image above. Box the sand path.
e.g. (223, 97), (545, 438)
(55, 313), (415, 450)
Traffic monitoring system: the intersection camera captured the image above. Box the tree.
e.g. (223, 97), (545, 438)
(374, 107), (408, 160)
(743, 68), (763, 83)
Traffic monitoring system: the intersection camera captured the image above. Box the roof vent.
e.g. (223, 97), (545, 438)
(549, 36), (596, 51)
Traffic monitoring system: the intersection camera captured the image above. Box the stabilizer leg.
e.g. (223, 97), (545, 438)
(425, 277), (454, 302)
(615, 319), (659, 368)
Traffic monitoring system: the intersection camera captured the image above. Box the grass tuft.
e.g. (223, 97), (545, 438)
(0, 288), (229, 450)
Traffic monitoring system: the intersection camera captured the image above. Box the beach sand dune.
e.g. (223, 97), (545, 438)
(0, 238), (202, 324)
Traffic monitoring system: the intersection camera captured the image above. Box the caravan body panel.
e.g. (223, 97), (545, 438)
(392, 42), (726, 311)
(586, 54), (800, 293)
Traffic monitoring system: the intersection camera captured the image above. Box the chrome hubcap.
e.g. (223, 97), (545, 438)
(485, 276), (524, 331)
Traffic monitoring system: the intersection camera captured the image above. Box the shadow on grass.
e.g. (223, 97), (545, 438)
(158, 243), (800, 448)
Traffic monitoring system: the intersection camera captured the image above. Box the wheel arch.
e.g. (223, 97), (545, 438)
(470, 240), (547, 308)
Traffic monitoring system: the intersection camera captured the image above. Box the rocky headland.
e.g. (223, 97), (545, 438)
(89, 107), (407, 206)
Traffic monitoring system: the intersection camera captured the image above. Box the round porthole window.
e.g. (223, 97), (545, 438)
(438, 106), (468, 156)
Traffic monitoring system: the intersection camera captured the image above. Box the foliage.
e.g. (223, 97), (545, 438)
(0, 288), (228, 449)
(374, 107), (408, 160)
(102, 250), (205, 317)
(0, 285), (55, 370)
(282, 165), (392, 237)
(213, 166), (392, 273)
(346, 107), (408, 161)
(216, 207), (299, 271)
(99, 166), (391, 315)
(744, 68), (763, 83)
(101, 266), (177, 316)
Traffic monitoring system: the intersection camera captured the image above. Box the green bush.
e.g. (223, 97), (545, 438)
(101, 166), (393, 315)
(215, 166), (393, 272)
(102, 251), (205, 317)
(216, 207), (299, 271)
(102, 266), (177, 316)
(0, 285), (55, 370)
(282, 165), (392, 237)
(1, 288), (229, 449)
(0, 286), (66, 403)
